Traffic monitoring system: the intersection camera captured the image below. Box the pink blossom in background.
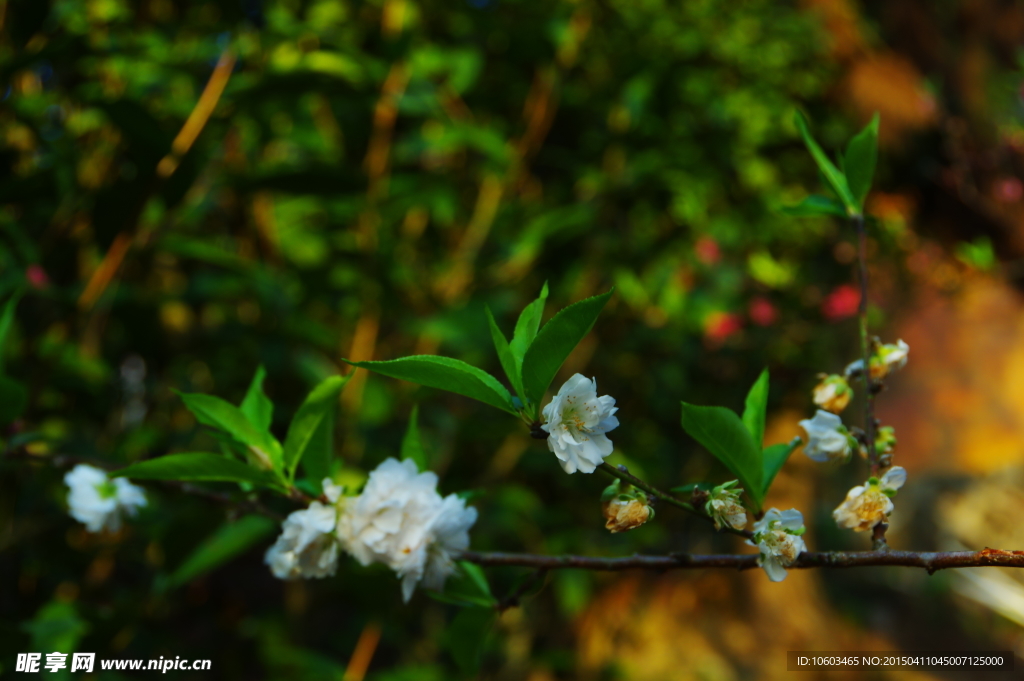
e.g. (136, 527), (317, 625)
(822, 284), (860, 321)
(694, 237), (720, 265)
(748, 296), (778, 326)
(996, 177), (1023, 203)
(704, 311), (742, 342)
(26, 265), (49, 289)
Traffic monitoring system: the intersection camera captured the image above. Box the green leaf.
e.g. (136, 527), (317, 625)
(168, 514), (278, 588)
(178, 392), (283, 470)
(762, 438), (801, 498)
(343, 355), (516, 414)
(22, 600), (89, 668)
(426, 562), (496, 608)
(0, 376), (27, 426)
(680, 402), (764, 511)
(111, 453), (284, 488)
(844, 113), (880, 209)
(301, 407), (334, 491)
(0, 290), (22, 375)
(780, 194), (848, 218)
(509, 282), (549, 365)
(485, 306), (525, 403)
(793, 111), (857, 215)
(282, 374), (350, 479)
(669, 482), (712, 495)
(520, 289), (613, 412)
(741, 368), (769, 448)
(400, 404), (428, 471)
(240, 365), (273, 432)
(445, 607), (496, 678)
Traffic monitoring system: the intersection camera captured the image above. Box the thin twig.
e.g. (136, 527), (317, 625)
(597, 462), (753, 539)
(458, 548), (1024, 573)
(853, 213), (878, 476)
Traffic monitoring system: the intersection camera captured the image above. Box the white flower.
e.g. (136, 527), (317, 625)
(265, 478), (344, 580)
(878, 340), (909, 373)
(337, 458), (477, 602)
(748, 508), (807, 582)
(799, 410), (853, 463)
(540, 374), (619, 474)
(705, 480), (747, 531)
(833, 466), (907, 532)
(64, 464), (147, 533)
(844, 340), (909, 381)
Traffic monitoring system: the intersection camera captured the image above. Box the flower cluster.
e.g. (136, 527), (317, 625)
(748, 508), (806, 582)
(265, 458), (478, 602)
(64, 464), (147, 533)
(800, 338), (911, 537)
(541, 374), (619, 474)
(338, 458), (477, 602)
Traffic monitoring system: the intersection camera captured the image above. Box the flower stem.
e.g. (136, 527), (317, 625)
(597, 462), (753, 539)
(854, 213), (879, 477)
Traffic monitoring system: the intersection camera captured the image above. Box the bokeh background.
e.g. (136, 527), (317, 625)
(4, 0), (1024, 678)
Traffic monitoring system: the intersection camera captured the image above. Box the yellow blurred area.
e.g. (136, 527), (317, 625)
(880, 275), (1024, 474)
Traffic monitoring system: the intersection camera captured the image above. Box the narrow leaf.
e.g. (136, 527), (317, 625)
(111, 453), (284, 488)
(0, 291), (22, 375)
(680, 402), (764, 510)
(283, 374), (350, 478)
(741, 368), (769, 449)
(780, 194), (848, 218)
(521, 290), (613, 411)
(343, 355), (515, 414)
(485, 306), (525, 403)
(301, 407), (334, 491)
(400, 405), (428, 471)
(794, 111), (857, 215)
(844, 112), (880, 209)
(509, 282), (549, 364)
(762, 438), (801, 498)
(178, 392), (282, 469)
(168, 515), (277, 588)
(240, 365), (273, 432)
(446, 607), (496, 677)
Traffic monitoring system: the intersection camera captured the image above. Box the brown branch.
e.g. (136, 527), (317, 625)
(597, 462), (754, 539)
(458, 548), (1024, 574)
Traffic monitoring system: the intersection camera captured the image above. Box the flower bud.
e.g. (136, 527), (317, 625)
(600, 480), (654, 533)
(812, 374), (853, 414)
(705, 480), (747, 531)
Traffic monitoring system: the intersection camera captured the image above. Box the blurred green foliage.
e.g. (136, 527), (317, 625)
(2, 0), (1006, 678)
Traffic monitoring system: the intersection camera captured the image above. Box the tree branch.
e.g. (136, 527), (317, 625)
(458, 547), (1024, 573)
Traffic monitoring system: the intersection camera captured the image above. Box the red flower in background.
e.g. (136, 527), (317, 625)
(26, 265), (49, 290)
(704, 311), (743, 343)
(748, 296), (777, 326)
(822, 284), (860, 321)
(694, 237), (720, 265)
